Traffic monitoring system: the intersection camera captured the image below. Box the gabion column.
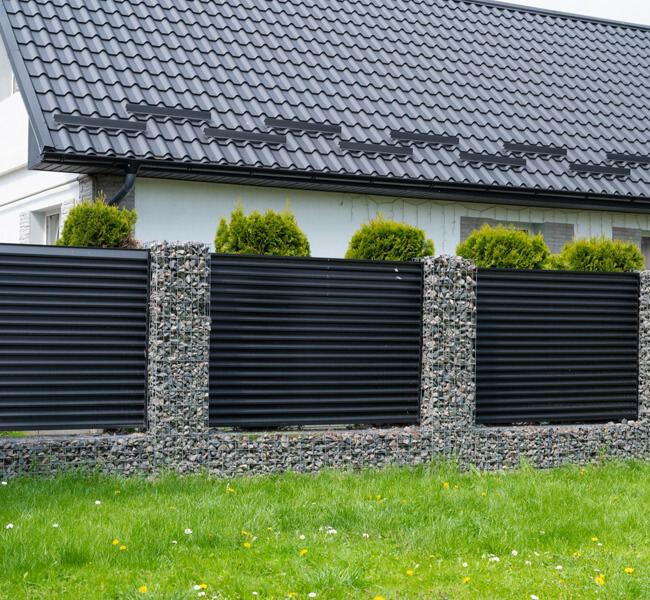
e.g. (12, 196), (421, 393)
(147, 242), (211, 469)
(420, 256), (477, 458)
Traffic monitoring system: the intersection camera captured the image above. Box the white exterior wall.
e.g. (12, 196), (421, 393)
(134, 178), (650, 258)
(0, 93), (78, 243)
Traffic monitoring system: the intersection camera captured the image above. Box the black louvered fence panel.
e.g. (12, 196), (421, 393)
(209, 254), (423, 427)
(0, 244), (149, 431)
(476, 269), (639, 425)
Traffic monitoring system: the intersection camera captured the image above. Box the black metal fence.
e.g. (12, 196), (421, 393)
(209, 254), (423, 427)
(2, 243), (644, 433)
(476, 268), (639, 425)
(0, 244), (149, 431)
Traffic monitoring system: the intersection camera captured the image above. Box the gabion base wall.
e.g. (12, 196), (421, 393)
(1, 251), (649, 477)
(422, 259), (650, 471)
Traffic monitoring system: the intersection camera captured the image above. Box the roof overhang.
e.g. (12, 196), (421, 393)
(32, 145), (650, 215)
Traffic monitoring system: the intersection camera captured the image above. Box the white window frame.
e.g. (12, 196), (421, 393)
(44, 210), (61, 245)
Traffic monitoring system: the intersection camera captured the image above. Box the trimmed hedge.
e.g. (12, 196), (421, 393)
(215, 202), (310, 257)
(550, 235), (644, 272)
(456, 223), (549, 269)
(345, 214), (434, 261)
(56, 192), (139, 248)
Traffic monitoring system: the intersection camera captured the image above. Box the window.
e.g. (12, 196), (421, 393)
(26, 206), (63, 245)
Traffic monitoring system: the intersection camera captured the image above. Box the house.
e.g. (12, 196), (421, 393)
(1, 0), (650, 259)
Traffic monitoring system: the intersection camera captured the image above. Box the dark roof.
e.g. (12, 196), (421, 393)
(2, 0), (650, 207)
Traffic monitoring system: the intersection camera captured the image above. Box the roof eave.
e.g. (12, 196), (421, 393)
(31, 150), (650, 215)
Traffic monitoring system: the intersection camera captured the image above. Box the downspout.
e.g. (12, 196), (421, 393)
(107, 162), (140, 206)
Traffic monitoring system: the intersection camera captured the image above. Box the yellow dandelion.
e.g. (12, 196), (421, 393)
(463, 577), (470, 583)
(300, 549), (308, 556)
(373, 597), (386, 600)
(444, 482), (449, 488)
(170, 506), (176, 510)
(376, 494), (381, 500)
(120, 545), (126, 551)
(625, 568), (634, 574)
(481, 492), (486, 496)
(139, 586), (147, 594)
(115, 490), (120, 494)
(402, 500), (407, 503)
(199, 584), (208, 589)
(244, 542), (251, 548)
(406, 570), (413, 576)
(268, 527), (272, 531)
(573, 552), (581, 557)
(592, 537), (598, 542)
(595, 574), (605, 586)
(112, 539), (119, 545)
(429, 554), (434, 558)
(454, 485), (459, 488)
(241, 530), (248, 535)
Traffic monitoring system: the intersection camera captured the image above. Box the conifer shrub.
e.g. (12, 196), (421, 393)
(456, 223), (549, 269)
(545, 253), (569, 270)
(550, 235), (644, 272)
(215, 202), (310, 257)
(344, 214), (434, 261)
(56, 192), (139, 248)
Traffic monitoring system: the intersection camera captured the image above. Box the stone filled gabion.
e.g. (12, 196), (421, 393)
(421, 256), (476, 432)
(147, 242), (211, 471)
(2, 248), (650, 478)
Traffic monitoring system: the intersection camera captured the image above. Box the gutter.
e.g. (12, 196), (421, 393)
(37, 152), (650, 215)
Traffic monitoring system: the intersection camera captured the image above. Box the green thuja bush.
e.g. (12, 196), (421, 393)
(56, 192), (139, 248)
(456, 223), (549, 269)
(345, 213), (434, 261)
(215, 202), (310, 257)
(550, 235), (644, 272)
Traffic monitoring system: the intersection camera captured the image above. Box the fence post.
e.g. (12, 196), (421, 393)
(147, 242), (211, 470)
(420, 256), (477, 459)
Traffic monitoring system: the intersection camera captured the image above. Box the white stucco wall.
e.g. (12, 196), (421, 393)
(0, 93), (78, 243)
(134, 178), (650, 258)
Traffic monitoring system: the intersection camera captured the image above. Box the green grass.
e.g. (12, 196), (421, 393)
(1, 460), (649, 599)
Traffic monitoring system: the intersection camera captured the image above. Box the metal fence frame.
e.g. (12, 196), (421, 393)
(475, 268), (640, 425)
(0, 243), (150, 431)
(208, 253), (424, 428)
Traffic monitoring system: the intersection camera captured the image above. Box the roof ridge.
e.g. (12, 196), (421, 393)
(459, 0), (650, 33)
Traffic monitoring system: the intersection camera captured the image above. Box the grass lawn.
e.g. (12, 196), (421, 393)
(1, 461), (649, 600)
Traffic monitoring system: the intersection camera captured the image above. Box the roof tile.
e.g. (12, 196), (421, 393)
(2, 0), (650, 197)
